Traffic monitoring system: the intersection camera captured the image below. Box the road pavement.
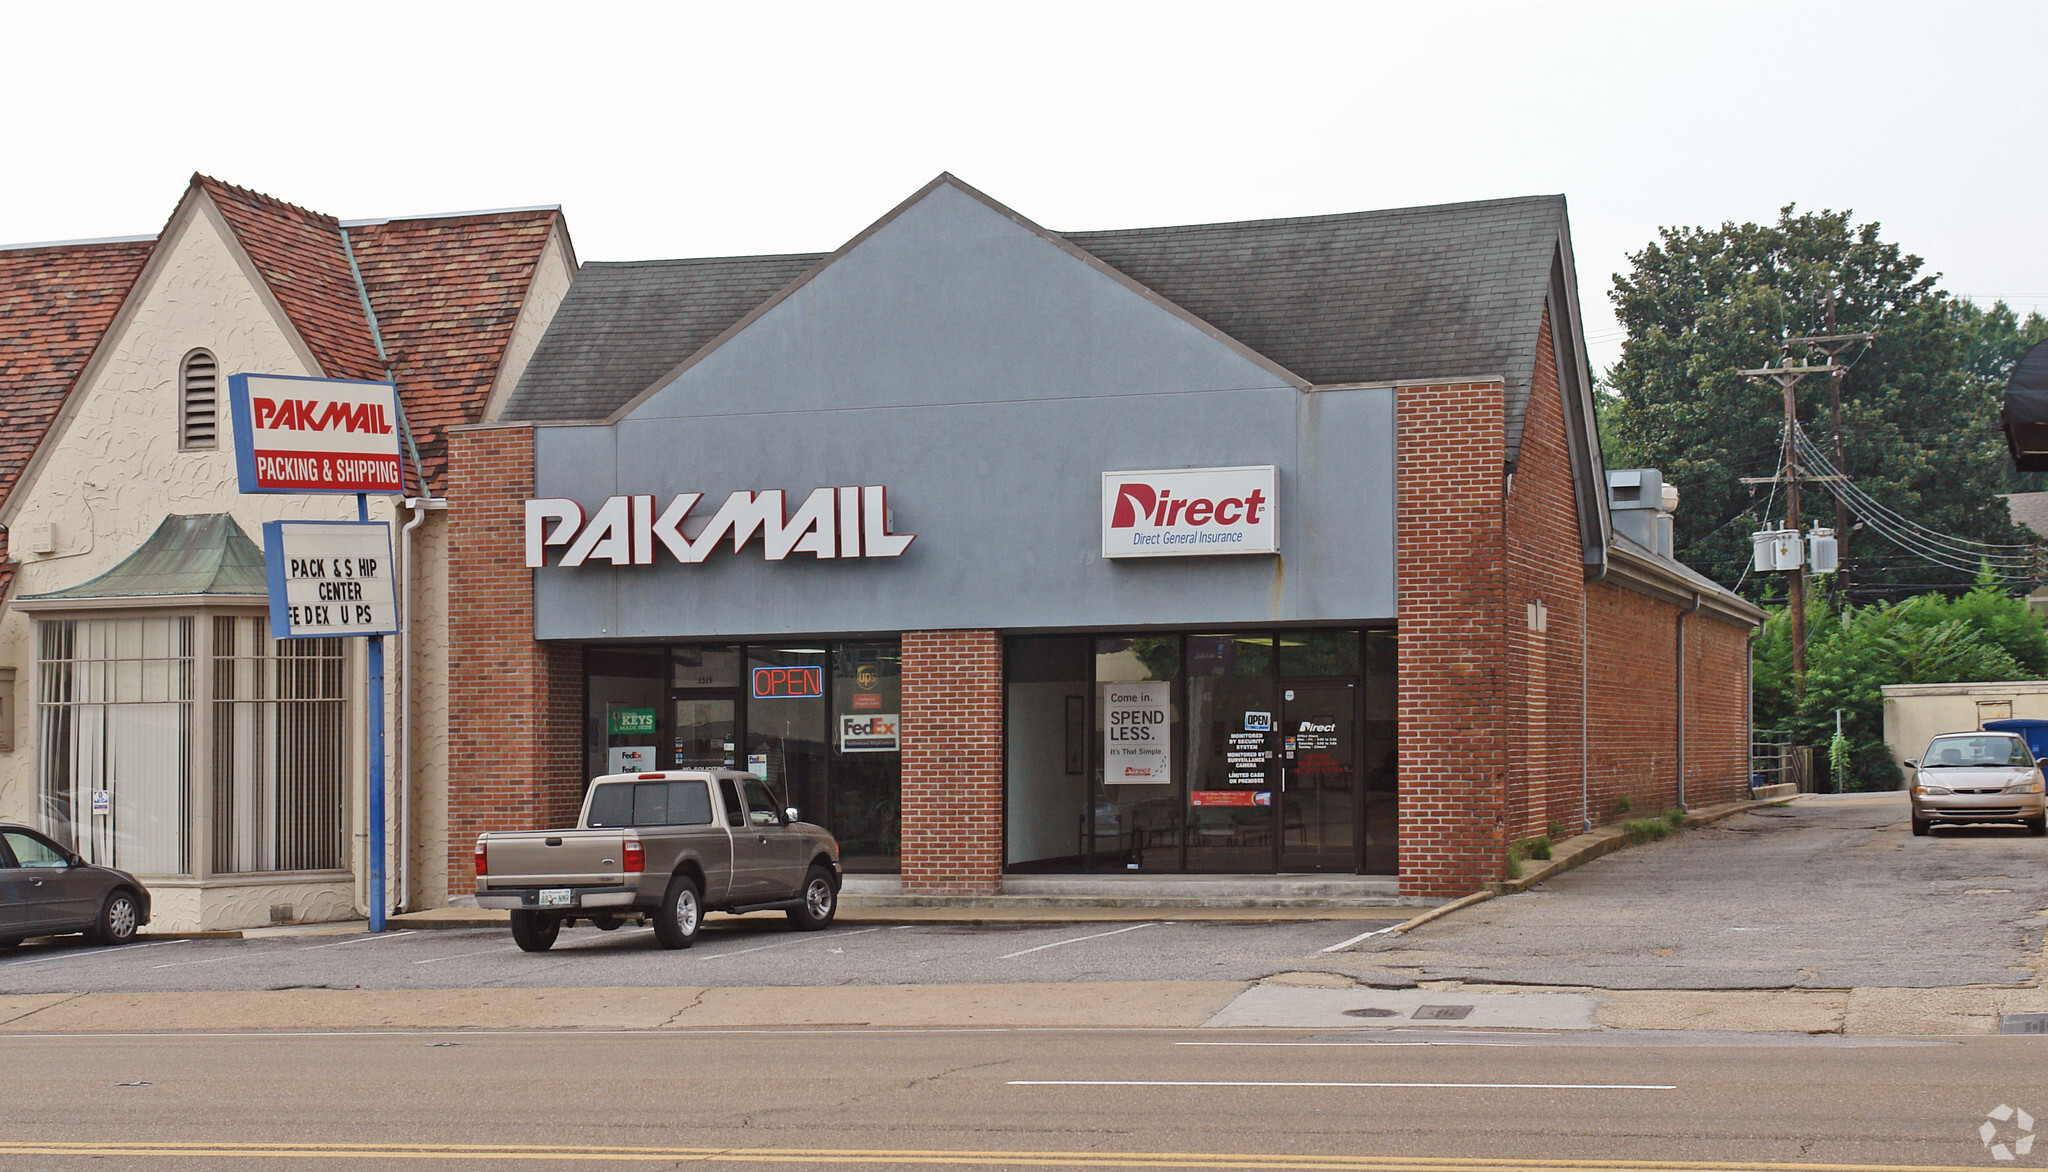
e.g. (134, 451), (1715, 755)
(1, 1026), (2043, 1170)
(1344, 792), (2048, 989)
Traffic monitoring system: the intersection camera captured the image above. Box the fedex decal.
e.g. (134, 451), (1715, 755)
(1101, 465), (1277, 558)
(525, 486), (915, 568)
(228, 374), (404, 495)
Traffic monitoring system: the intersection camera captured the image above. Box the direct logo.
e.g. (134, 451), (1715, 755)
(1122, 765), (1156, 780)
(1101, 466), (1277, 559)
(1110, 482), (1268, 530)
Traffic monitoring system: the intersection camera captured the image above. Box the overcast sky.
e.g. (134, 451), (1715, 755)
(6, 1), (2041, 377)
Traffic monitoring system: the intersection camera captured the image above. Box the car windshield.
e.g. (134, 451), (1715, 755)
(1922, 736), (2032, 768)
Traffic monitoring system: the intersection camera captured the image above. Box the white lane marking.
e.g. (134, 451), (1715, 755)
(294, 930), (417, 952)
(1010, 1079), (1676, 1090)
(697, 926), (882, 960)
(0, 1026), (1021, 1040)
(1171, 1040), (1523, 1049)
(1320, 923), (1402, 952)
(999, 922), (1157, 959)
(152, 956), (236, 970)
(0, 939), (187, 970)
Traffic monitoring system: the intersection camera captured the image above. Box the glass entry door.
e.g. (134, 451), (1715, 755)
(1279, 683), (1358, 872)
(671, 698), (737, 770)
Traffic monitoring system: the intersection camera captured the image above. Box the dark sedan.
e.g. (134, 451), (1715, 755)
(0, 824), (150, 948)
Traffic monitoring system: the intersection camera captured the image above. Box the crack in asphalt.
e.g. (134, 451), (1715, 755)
(0, 990), (85, 1027)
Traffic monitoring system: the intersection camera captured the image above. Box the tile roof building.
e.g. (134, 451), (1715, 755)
(0, 176), (576, 930)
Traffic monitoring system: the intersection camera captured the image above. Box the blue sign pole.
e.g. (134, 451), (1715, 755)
(361, 491), (386, 933)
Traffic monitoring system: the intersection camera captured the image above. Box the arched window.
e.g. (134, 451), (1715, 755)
(180, 349), (217, 450)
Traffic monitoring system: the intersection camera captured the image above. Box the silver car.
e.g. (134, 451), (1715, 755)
(1905, 733), (2048, 837)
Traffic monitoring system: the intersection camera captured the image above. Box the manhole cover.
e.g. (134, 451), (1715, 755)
(1411, 1004), (1474, 1021)
(2000, 1014), (2048, 1035)
(1342, 1007), (1399, 1018)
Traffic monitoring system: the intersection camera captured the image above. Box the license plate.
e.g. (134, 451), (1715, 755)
(538, 889), (573, 907)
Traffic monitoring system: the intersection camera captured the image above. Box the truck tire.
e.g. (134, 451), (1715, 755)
(509, 910), (561, 952)
(653, 874), (702, 950)
(786, 864), (837, 931)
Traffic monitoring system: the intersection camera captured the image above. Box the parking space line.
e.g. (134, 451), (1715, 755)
(999, 922), (1156, 959)
(0, 939), (187, 970)
(415, 946), (524, 965)
(697, 925), (882, 960)
(1320, 923), (1402, 953)
(152, 955), (236, 969)
(295, 930), (417, 952)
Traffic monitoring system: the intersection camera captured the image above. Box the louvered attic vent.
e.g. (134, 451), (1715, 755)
(182, 350), (217, 450)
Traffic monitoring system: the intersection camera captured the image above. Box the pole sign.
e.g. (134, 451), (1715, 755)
(1102, 465), (1277, 558)
(228, 374), (405, 495)
(261, 520), (399, 639)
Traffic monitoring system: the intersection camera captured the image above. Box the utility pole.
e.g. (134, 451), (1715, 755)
(1782, 304), (1876, 601)
(1739, 355), (1833, 684)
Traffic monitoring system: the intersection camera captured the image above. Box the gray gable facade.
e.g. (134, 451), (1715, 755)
(503, 182), (1588, 478)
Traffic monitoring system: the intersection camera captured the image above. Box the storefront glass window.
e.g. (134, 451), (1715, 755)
(1278, 630), (1361, 678)
(747, 646), (829, 834)
(37, 617), (194, 875)
(1185, 634), (1278, 871)
(671, 645), (741, 689)
(831, 642), (901, 871)
(1093, 635), (1182, 871)
(1004, 637), (1090, 870)
(586, 649), (665, 779)
(211, 618), (346, 873)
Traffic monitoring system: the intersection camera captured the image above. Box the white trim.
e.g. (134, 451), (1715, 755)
(0, 234), (157, 252)
(339, 205), (560, 228)
(14, 594), (269, 613)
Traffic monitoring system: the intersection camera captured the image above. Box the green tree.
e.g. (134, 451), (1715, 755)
(1605, 206), (2030, 598)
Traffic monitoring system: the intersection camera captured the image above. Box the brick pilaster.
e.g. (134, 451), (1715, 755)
(444, 424), (585, 898)
(899, 630), (1003, 895)
(1397, 381), (1512, 897)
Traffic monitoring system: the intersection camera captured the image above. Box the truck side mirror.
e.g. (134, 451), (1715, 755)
(784, 806), (800, 824)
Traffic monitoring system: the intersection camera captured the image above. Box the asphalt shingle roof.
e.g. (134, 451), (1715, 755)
(501, 254), (824, 423)
(500, 190), (1572, 464)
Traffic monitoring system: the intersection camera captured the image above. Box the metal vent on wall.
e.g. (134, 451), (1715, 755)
(181, 350), (217, 450)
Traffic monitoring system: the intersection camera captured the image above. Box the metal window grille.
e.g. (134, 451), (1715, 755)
(211, 617), (346, 873)
(36, 617), (193, 874)
(181, 351), (218, 450)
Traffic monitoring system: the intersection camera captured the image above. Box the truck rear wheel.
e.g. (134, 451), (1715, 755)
(510, 911), (561, 952)
(787, 864), (837, 931)
(654, 874), (702, 949)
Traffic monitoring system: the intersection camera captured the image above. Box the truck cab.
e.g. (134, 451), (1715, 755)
(473, 769), (841, 952)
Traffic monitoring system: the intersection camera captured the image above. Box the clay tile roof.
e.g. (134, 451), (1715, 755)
(0, 237), (153, 504)
(194, 175), (384, 383)
(345, 210), (561, 492)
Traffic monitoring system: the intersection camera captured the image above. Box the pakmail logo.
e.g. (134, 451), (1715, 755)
(1102, 466), (1277, 559)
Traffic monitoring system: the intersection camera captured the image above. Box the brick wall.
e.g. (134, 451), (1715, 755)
(1504, 309), (1590, 844)
(1396, 379), (1511, 897)
(1585, 578), (1679, 819)
(1686, 613), (1753, 805)
(443, 424), (586, 896)
(900, 630), (1003, 895)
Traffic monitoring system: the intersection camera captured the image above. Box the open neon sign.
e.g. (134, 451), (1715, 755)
(752, 666), (824, 699)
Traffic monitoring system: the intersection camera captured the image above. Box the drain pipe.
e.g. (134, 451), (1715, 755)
(1676, 591), (1702, 809)
(399, 495), (446, 913)
(1582, 562), (1605, 834)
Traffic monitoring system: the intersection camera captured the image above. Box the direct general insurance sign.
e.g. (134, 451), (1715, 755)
(228, 374), (404, 495)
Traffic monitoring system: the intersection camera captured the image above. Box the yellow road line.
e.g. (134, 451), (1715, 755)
(0, 1142), (1994, 1171)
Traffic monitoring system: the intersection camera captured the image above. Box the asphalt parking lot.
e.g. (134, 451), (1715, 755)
(0, 916), (1389, 995)
(1348, 791), (2048, 990)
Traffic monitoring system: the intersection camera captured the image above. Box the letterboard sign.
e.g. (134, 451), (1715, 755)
(262, 520), (399, 639)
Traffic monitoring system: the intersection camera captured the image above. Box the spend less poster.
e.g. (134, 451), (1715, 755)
(1103, 681), (1170, 784)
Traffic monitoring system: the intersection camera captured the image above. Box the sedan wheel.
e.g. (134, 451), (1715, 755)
(97, 890), (139, 945)
(786, 864), (837, 931)
(1911, 818), (1930, 837)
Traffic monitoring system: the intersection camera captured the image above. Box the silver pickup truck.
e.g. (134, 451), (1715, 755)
(473, 769), (841, 952)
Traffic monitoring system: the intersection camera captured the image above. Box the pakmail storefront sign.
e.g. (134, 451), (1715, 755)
(526, 487), (915, 567)
(1102, 465), (1277, 558)
(228, 374), (404, 494)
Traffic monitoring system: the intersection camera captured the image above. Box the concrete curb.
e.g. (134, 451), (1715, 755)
(383, 904), (1416, 932)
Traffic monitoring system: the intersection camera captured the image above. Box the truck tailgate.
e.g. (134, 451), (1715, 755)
(481, 830), (629, 887)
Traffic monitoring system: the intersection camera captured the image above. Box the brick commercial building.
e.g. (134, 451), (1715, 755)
(447, 175), (1762, 901)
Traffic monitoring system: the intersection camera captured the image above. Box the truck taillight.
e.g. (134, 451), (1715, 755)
(623, 839), (644, 873)
(474, 839), (488, 877)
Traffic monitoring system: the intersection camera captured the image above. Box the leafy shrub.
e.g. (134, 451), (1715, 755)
(1622, 817), (1670, 844)
(1612, 794), (1633, 817)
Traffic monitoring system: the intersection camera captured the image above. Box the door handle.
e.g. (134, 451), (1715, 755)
(28, 878), (43, 887)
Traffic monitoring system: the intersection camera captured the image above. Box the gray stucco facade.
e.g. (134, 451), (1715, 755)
(530, 182), (1398, 639)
